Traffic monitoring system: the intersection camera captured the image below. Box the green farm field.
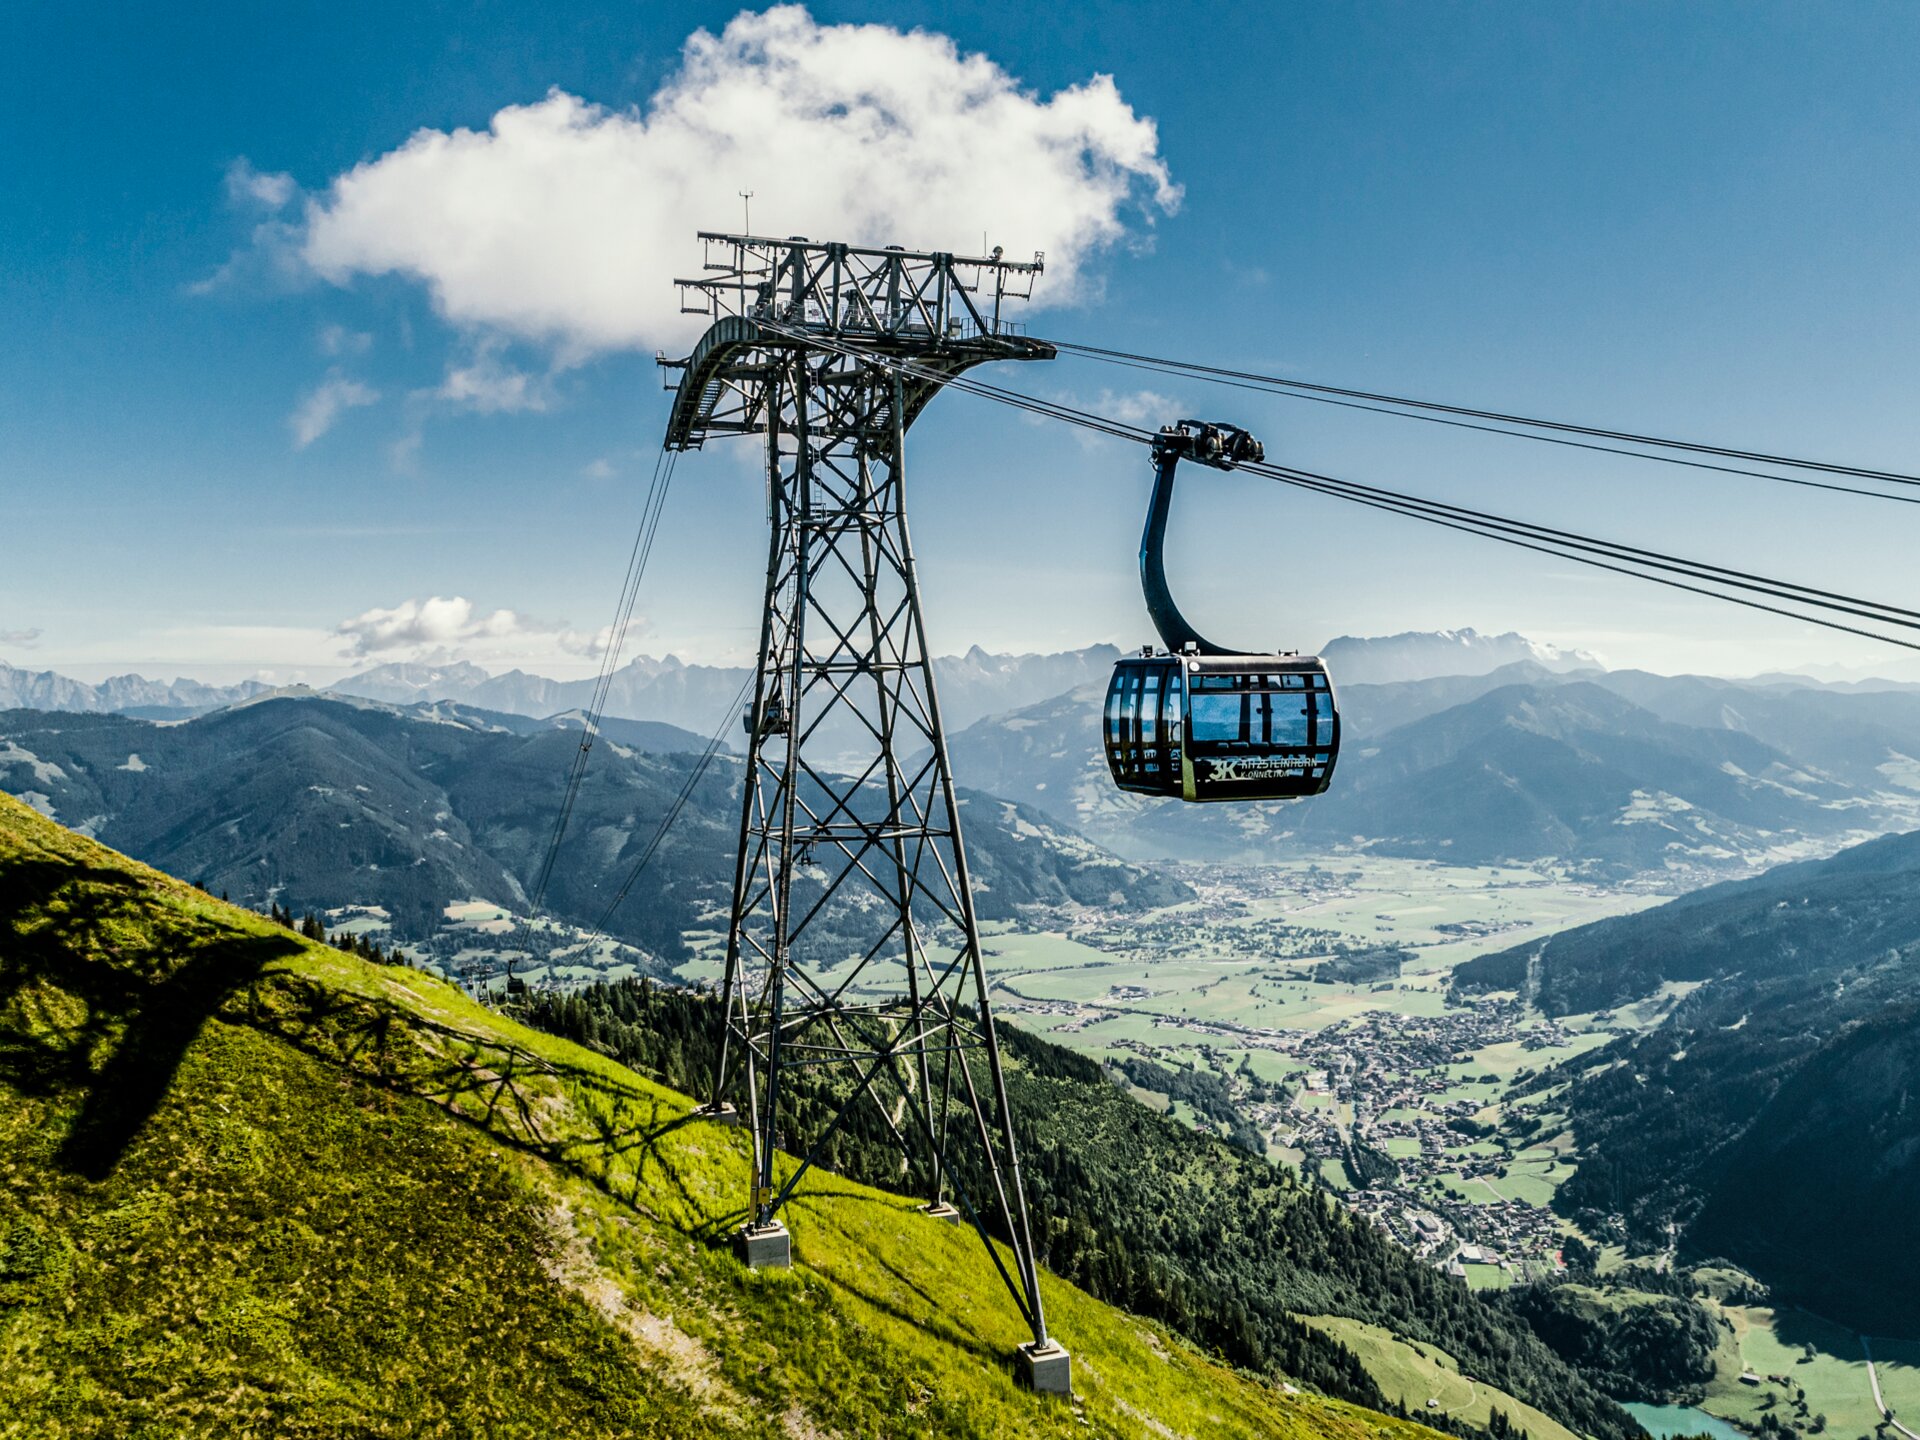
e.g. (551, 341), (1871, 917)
(1302, 1316), (1578, 1440)
(1697, 1305), (1909, 1439)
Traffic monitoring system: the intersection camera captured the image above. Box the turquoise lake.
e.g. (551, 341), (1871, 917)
(1623, 1402), (1747, 1440)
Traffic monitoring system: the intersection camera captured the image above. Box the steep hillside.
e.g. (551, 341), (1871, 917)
(1453, 826), (1920, 1013)
(520, 981), (1644, 1440)
(0, 698), (1186, 969)
(1688, 1003), (1920, 1332)
(0, 792), (1438, 1438)
(1456, 829), (1920, 1331)
(1297, 682), (1856, 871)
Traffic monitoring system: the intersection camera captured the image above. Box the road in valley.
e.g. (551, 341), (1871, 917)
(1864, 1336), (1919, 1440)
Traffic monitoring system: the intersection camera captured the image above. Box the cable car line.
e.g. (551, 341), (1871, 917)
(579, 671), (756, 953)
(529, 445), (681, 918)
(1238, 456), (1920, 630)
(1108, 421), (1341, 802)
(1052, 345), (1920, 506)
(1241, 462), (1920, 655)
(1044, 339), (1920, 489)
(760, 324), (1920, 653)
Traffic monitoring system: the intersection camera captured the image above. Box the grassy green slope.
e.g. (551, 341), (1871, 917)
(1303, 1317), (1582, 1440)
(0, 792), (1446, 1440)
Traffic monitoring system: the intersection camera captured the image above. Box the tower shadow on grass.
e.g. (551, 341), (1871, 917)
(228, 967), (742, 1239)
(0, 857), (303, 1181)
(2, 857), (914, 1271)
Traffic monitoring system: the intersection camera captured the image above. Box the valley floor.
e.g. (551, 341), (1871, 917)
(763, 856), (1673, 1288)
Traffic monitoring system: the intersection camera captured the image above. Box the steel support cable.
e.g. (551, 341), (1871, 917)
(1237, 457), (1920, 631)
(1241, 463), (1920, 655)
(529, 458), (668, 914)
(779, 326), (1920, 629)
(763, 324), (1920, 652)
(1052, 345), (1920, 507)
(948, 356), (1920, 628)
(581, 671), (756, 951)
(530, 447), (680, 915)
(1044, 338), (1920, 488)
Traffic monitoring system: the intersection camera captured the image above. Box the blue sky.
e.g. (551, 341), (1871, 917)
(4, 1), (1918, 683)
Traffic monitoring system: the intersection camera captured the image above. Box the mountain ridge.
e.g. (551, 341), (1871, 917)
(0, 695), (1188, 975)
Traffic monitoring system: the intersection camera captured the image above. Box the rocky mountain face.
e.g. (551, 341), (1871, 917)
(1316, 628), (1604, 685)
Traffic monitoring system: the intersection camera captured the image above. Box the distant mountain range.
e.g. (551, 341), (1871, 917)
(1454, 826), (1920, 1332)
(0, 646), (1124, 739)
(325, 645), (1125, 742)
(0, 660), (268, 717)
(3, 628), (1599, 730)
(16, 634), (1919, 881)
(947, 661), (1920, 876)
(0, 696), (1186, 967)
(1318, 628), (1603, 685)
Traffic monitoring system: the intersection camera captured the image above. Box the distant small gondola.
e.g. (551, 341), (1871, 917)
(1104, 421), (1340, 802)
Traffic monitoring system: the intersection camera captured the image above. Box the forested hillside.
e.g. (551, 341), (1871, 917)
(516, 978), (1640, 1440)
(1461, 828), (1920, 1331)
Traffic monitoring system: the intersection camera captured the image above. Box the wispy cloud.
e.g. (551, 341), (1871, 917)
(225, 158), (295, 209)
(435, 338), (551, 414)
(1033, 385), (1186, 449)
(318, 323), (373, 357)
(187, 159), (309, 296)
(0, 627), (43, 648)
(291, 375), (380, 447)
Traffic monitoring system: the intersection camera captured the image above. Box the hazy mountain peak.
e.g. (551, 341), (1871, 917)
(0, 660), (268, 716)
(1319, 628), (1604, 685)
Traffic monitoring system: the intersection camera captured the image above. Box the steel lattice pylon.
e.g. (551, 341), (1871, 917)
(660, 233), (1070, 1391)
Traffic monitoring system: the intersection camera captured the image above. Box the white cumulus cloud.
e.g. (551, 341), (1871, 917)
(335, 594), (614, 662)
(336, 596), (531, 656)
(298, 5), (1177, 356)
(290, 375), (380, 447)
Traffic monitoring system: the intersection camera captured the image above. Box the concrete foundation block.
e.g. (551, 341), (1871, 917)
(693, 1101), (740, 1126)
(1016, 1339), (1072, 1396)
(920, 1201), (962, 1224)
(732, 1221), (791, 1270)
